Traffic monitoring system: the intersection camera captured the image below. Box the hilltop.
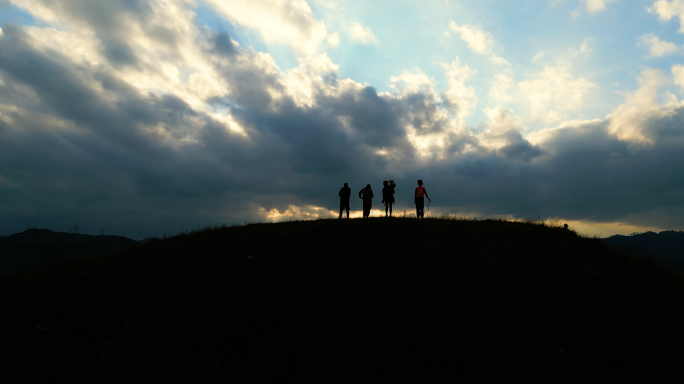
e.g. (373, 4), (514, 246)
(0, 228), (138, 275)
(1, 218), (683, 383)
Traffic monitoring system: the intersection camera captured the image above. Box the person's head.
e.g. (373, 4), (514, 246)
(366, 184), (371, 189)
(383, 180), (388, 187)
(344, 183), (348, 187)
(417, 179), (423, 186)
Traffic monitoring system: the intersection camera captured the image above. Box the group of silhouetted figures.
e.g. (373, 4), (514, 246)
(338, 180), (432, 219)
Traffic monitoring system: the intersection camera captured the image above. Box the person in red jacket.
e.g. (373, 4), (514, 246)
(414, 180), (431, 219)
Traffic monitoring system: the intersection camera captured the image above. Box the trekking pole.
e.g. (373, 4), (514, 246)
(428, 200), (430, 218)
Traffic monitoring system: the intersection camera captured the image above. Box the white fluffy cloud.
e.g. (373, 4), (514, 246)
(672, 63), (684, 88)
(326, 32), (340, 47)
(550, 0), (620, 13)
(448, 21), (490, 55)
(607, 68), (682, 144)
(648, 0), (684, 33)
(584, 0), (620, 13)
(389, 68), (436, 96)
(518, 66), (595, 123)
(439, 58), (477, 119)
(349, 22), (378, 44)
(638, 33), (681, 57)
(203, 0), (329, 55)
(489, 73), (514, 103)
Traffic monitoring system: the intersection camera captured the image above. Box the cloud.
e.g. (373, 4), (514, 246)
(672, 63), (684, 88)
(439, 58), (477, 119)
(607, 68), (682, 144)
(326, 32), (340, 47)
(489, 73), (514, 103)
(518, 65), (595, 122)
(447, 21), (511, 68)
(584, 0), (619, 13)
(648, 0), (684, 32)
(2, 0), (684, 238)
(349, 22), (378, 44)
(638, 32), (681, 57)
(448, 21), (490, 55)
(202, 0), (329, 55)
(479, 106), (543, 161)
(489, 56), (511, 66)
(550, 0), (620, 13)
(580, 37), (594, 53)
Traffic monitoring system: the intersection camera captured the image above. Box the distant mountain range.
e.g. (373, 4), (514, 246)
(0, 228), (139, 275)
(602, 230), (684, 274)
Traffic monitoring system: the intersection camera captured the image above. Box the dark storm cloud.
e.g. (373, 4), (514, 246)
(0, 19), (424, 236)
(497, 131), (543, 162)
(1, 1), (684, 238)
(212, 32), (236, 57)
(411, 116), (684, 228)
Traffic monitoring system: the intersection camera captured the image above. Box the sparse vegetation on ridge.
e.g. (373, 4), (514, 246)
(1, 217), (683, 383)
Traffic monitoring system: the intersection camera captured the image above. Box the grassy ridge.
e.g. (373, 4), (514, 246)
(1, 217), (684, 383)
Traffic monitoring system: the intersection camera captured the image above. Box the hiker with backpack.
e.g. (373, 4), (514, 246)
(381, 180), (396, 217)
(358, 184), (374, 218)
(338, 183), (352, 219)
(414, 179), (431, 219)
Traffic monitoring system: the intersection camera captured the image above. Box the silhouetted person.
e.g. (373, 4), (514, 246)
(338, 183), (351, 219)
(381, 180), (396, 217)
(414, 179), (431, 219)
(359, 184), (374, 218)
(563, 223), (569, 230)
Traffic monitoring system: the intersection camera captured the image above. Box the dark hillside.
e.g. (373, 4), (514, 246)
(0, 229), (139, 274)
(603, 231), (684, 274)
(1, 218), (684, 383)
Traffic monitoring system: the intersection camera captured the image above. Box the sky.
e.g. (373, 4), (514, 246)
(1, 0), (684, 239)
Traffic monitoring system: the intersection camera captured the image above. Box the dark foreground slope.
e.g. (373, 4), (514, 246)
(0, 229), (138, 274)
(1, 218), (684, 383)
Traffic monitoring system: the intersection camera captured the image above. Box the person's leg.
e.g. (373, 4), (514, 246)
(384, 201), (389, 216)
(389, 202), (393, 217)
(339, 201), (343, 219)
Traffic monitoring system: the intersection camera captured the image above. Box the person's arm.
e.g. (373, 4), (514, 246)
(339, 189), (342, 197)
(425, 190), (431, 202)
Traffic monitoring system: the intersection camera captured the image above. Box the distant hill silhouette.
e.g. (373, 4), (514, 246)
(1, 218), (683, 382)
(0, 228), (138, 274)
(602, 230), (684, 274)
(138, 237), (159, 244)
